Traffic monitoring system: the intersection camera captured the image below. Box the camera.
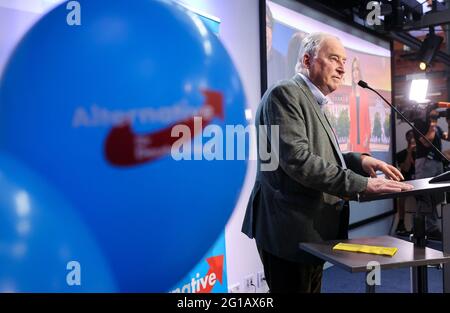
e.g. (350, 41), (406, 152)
(436, 109), (450, 120)
(396, 102), (450, 122)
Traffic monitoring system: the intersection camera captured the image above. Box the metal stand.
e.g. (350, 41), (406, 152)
(442, 202), (450, 293)
(410, 191), (450, 293)
(410, 214), (429, 293)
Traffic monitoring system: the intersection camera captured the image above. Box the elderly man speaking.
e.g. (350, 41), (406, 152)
(242, 33), (412, 293)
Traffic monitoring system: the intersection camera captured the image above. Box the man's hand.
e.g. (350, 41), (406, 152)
(361, 155), (404, 181)
(365, 177), (413, 194)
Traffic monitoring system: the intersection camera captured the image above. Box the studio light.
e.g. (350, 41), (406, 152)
(417, 27), (443, 69)
(419, 61), (427, 70)
(409, 78), (429, 103)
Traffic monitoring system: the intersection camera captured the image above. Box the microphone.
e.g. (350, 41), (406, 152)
(358, 80), (450, 183)
(357, 80), (369, 89)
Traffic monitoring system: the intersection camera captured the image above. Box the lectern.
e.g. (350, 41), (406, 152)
(300, 177), (450, 293)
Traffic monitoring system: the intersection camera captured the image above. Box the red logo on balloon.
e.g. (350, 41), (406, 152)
(104, 89), (224, 166)
(196, 255), (224, 293)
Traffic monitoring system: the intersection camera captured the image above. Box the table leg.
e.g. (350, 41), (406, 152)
(409, 211), (429, 293)
(411, 265), (428, 293)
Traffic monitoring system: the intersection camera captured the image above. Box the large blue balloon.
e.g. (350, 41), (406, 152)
(0, 153), (117, 292)
(0, 0), (247, 291)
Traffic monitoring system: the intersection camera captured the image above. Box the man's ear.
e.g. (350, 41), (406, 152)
(303, 53), (311, 69)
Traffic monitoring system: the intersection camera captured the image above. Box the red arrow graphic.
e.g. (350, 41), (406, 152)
(104, 89), (223, 166)
(196, 255), (224, 293)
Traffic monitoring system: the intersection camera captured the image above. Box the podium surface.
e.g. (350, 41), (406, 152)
(355, 177), (450, 202)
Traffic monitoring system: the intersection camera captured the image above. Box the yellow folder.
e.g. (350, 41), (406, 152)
(333, 242), (398, 257)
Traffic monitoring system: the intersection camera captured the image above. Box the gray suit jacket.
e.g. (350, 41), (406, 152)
(242, 74), (369, 263)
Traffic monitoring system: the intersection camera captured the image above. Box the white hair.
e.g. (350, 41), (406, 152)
(294, 32), (340, 75)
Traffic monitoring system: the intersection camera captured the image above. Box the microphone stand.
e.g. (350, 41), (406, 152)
(358, 80), (447, 249)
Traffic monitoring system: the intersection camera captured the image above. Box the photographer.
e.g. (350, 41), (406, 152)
(413, 109), (450, 240)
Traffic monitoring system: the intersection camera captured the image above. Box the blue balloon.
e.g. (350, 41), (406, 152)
(0, 0), (247, 291)
(0, 153), (117, 292)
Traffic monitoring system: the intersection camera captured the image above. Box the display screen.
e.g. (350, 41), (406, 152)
(266, 0), (394, 223)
